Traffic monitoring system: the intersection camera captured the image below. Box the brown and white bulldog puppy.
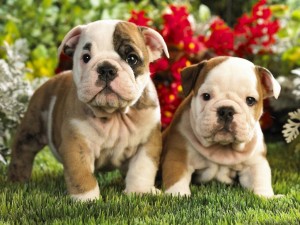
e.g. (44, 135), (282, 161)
(161, 56), (281, 197)
(8, 20), (169, 201)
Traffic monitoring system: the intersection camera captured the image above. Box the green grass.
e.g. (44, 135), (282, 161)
(1, 142), (300, 224)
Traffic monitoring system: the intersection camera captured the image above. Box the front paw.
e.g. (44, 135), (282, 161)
(256, 192), (284, 199)
(254, 189), (275, 198)
(70, 185), (100, 202)
(165, 188), (191, 197)
(123, 186), (161, 195)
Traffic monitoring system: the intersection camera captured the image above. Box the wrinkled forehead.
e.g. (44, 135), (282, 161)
(79, 20), (145, 52)
(203, 57), (258, 94)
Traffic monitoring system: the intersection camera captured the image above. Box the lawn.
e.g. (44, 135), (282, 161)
(0, 142), (300, 224)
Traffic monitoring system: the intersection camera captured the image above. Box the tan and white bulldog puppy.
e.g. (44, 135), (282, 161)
(8, 20), (169, 201)
(162, 56), (281, 197)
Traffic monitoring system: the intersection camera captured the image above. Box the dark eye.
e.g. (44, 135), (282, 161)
(202, 93), (211, 101)
(82, 54), (91, 63)
(126, 54), (139, 66)
(246, 97), (257, 106)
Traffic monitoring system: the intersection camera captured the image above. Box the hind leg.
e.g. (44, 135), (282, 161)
(8, 104), (47, 182)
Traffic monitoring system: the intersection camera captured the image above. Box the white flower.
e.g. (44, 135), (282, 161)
(0, 39), (43, 163)
(283, 109), (300, 143)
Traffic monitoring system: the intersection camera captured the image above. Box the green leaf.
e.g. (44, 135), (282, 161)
(198, 4), (211, 22)
(4, 21), (20, 41)
(31, 45), (49, 58)
(291, 9), (300, 21)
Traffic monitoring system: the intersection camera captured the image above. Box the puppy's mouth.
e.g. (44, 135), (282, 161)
(213, 129), (235, 145)
(213, 126), (236, 145)
(88, 86), (130, 113)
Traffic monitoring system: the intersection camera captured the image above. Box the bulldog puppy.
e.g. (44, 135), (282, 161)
(8, 20), (169, 201)
(162, 56), (281, 197)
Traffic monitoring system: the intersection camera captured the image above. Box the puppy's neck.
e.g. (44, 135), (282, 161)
(83, 105), (112, 119)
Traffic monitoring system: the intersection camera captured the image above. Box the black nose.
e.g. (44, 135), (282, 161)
(97, 64), (117, 82)
(217, 106), (235, 123)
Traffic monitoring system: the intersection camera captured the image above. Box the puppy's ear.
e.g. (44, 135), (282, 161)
(139, 27), (169, 62)
(58, 25), (86, 58)
(255, 66), (281, 99)
(181, 61), (206, 97)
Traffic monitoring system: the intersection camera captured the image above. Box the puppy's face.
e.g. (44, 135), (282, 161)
(181, 57), (280, 149)
(58, 20), (168, 114)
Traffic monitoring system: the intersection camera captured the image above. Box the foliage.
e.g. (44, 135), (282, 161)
(0, 39), (32, 163)
(269, 1), (300, 76)
(0, 144), (300, 224)
(0, 39), (47, 163)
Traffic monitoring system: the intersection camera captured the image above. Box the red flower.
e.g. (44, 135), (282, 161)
(252, 0), (271, 20)
(182, 37), (206, 54)
(158, 82), (183, 129)
(150, 57), (169, 76)
(171, 57), (191, 81)
(161, 5), (193, 45)
(205, 17), (234, 55)
(128, 10), (151, 26)
(233, 0), (280, 56)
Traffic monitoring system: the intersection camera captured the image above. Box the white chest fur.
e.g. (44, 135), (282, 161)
(70, 106), (160, 171)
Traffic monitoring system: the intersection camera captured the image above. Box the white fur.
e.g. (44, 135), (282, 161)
(124, 148), (158, 194)
(239, 158), (274, 197)
(69, 95), (160, 171)
(165, 170), (193, 196)
(71, 184), (100, 201)
(72, 20), (119, 86)
(47, 96), (62, 162)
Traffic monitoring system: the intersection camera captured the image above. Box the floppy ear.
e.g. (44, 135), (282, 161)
(57, 25), (86, 58)
(255, 66), (281, 99)
(181, 61), (206, 97)
(139, 27), (169, 62)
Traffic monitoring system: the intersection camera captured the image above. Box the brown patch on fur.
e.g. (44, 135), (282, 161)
(162, 124), (188, 189)
(113, 22), (150, 77)
(60, 129), (97, 195)
(145, 124), (163, 167)
(181, 63), (205, 97)
(193, 56), (229, 93)
(180, 57), (229, 97)
(160, 95), (194, 188)
(254, 67), (265, 121)
(8, 73), (73, 182)
(8, 71), (98, 195)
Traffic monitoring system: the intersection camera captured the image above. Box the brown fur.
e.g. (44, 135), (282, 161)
(114, 22), (149, 77)
(8, 72), (100, 195)
(161, 98), (190, 189)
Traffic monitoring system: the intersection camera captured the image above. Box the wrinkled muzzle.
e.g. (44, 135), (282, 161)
(191, 99), (255, 148)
